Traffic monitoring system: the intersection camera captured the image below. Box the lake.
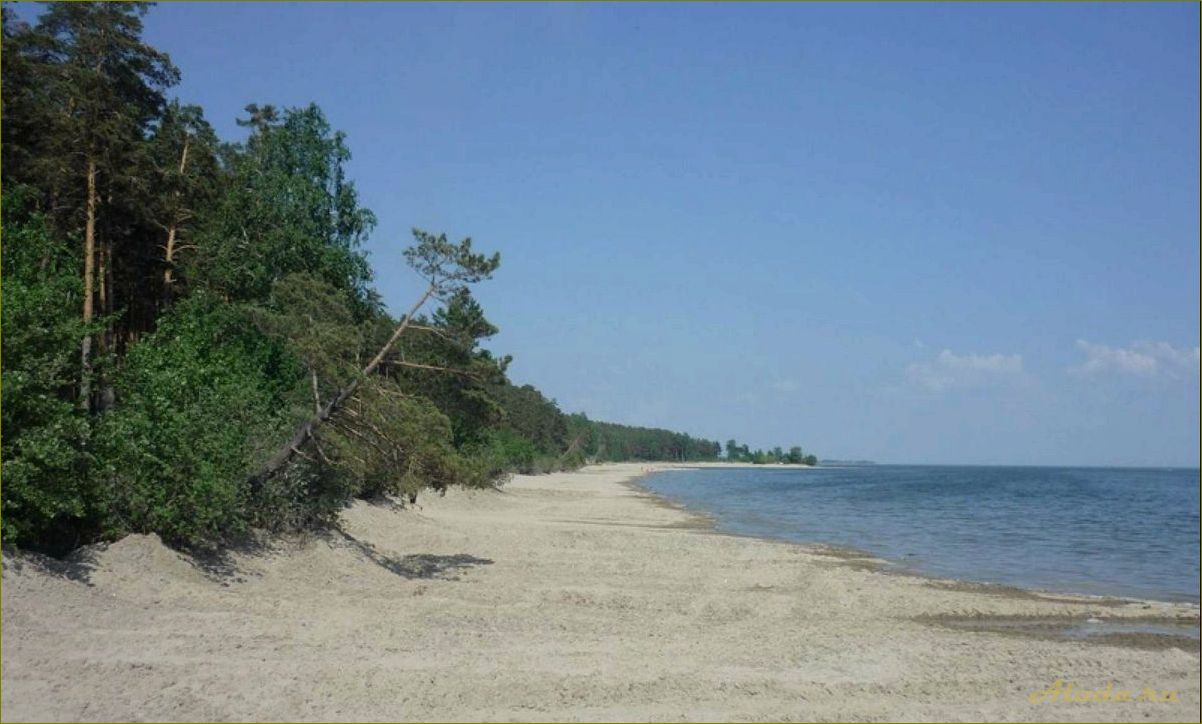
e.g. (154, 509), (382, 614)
(642, 465), (1200, 602)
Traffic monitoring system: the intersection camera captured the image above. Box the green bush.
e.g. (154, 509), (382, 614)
(470, 427), (540, 476)
(249, 457), (358, 532)
(558, 448), (587, 471)
(320, 378), (475, 500)
(1, 191), (98, 551)
(459, 427), (589, 479)
(92, 295), (301, 546)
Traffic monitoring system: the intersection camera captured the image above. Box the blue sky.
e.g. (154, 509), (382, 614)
(17, 2), (1198, 466)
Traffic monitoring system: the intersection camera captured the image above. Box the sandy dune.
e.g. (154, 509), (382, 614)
(2, 463), (1198, 721)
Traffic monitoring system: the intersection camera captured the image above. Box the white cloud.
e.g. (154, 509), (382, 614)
(772, 379), (799, 393)
(1070, 340), (1200, 378)
(907, 349), (1023, 392)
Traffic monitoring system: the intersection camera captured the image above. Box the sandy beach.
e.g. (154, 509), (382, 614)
(2, 463), (1198, 721)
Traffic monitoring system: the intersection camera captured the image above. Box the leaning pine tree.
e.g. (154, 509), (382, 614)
(250, 229), (500, 490)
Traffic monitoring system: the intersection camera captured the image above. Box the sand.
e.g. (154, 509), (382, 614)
(2, 463), (1198, 721)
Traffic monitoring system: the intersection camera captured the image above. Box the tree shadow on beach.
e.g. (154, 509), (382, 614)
(179, 534), (279, 584)
(2, 546), (100, 586)
(4, 526), (493, 587)
(332, 528), (493, 580)
(3, 538), (245, 587)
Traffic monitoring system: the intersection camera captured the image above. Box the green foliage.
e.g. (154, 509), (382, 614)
(321, 379), (472, 500)
(490, 384), (568, 455)
(722, 440), (818, 465)
(404, 230), (500, 294)
(388, 290), (507, 447)
(558, 448), (587, 471)
(471, 427), (540, 476)
(1, 191), (97, 549)
(8, 2), (179, 199)
(3, 2), (191, 357)
(148, 100), (221, 298)
(246, 458), (354, 534)
(92, 295), (301, 546)
(567, 414), (721, 463)
(257, 272), (364, 393)
(190, 104), (375, 312)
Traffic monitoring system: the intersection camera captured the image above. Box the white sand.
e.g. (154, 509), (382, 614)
(2, 463), (1198, 721)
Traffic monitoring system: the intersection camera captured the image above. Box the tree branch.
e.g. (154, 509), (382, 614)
(249, 283), (437, 489)
(385, 359), (481, 378)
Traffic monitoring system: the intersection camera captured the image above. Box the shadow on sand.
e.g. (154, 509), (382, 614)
(1, 546), (101, 586)
(332, 528), (493, 580)
(4, 524), (493, 586)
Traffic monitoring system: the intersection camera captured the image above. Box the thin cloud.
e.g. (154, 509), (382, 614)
(772, 379), (799, 393)
(907, 349), (1023, 392)
(1070, 340), (1200, 378)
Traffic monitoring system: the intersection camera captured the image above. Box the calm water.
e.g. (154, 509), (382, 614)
(643, 465), (1201, 603)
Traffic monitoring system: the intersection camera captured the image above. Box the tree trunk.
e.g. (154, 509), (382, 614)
(162, 225), (178, 299)
(79, 157), (97, 410)
(98, 234), (111, 353)
(250, 284), (435, 489)
(96, 242), (106, 345)
(162, 135), (190, 302)
(97, 219), (117, 410)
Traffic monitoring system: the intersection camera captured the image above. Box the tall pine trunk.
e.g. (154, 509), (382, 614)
(79, 157), (97, 410)
(97, 230), (107, 352)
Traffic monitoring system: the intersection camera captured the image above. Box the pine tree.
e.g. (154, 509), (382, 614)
(16, 2), (179, 407)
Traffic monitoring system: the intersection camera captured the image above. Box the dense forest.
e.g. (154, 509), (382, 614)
(0, 3), (812, 555)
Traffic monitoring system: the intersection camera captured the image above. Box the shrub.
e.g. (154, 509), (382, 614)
(92, 295), (301, 546)
(320, 378), (473, 500)
(469, 427), (540, 476)
(1, 191), (98, 551)
(558, 448), (587, 471)
(249, 457), (357, 532)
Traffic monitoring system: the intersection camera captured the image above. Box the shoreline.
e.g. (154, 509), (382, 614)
(634, 462), (1202, 608)
(622, 465), (1202, 657)
(3, 462), (1199, 721)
